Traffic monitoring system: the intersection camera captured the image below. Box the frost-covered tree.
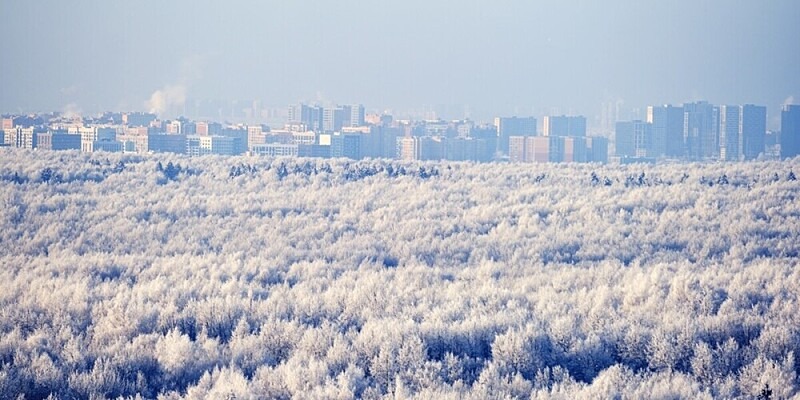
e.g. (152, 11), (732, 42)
(0, 149), (799, 397)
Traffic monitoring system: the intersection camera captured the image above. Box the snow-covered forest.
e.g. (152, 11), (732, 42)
(1, 148), (799, 399)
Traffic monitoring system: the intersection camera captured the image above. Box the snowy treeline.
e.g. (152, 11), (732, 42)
(0, 148), (799, 399)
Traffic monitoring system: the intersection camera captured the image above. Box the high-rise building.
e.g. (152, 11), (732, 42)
(349, 104), (365, 127)
(586, 137), (609, 163)
(378, 126), (403, 159)
(287, 104), (303, 124)
(323, 107), (347, 133)
(740, 104), (766, 161)
(508, 136), (527, 162)
(330, 133), (361, 159)
(543, 115), (586, 137)
(683, 101), (719, 161)
(781, 105), (800, 159)
(647, 105), (684, 158)
(718, 105), (740, 161)
(528, 136), (565, 162)
(288, 103), (324, 132)
(469, 126), (499, 161)
(719, 105), (767, 161)
(563, 137), (587, 162)
(615, 121), (652, 158)
(494, 116), (537, 155)
(308, 106), (323, 132)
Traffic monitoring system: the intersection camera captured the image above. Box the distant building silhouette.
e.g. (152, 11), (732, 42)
(348, 104), (366, 127)
(196, 121), (222, 136)
(36, 131), (81, 151)
(615, 120), (652, 158)
(288, 103), (324, 132)
(322, 107), (347, 133)
(586, 137), (609, 163)
(683, 101), (719, 161)
(330, 133), (361, 159)
(508, 135), (606, 163)
(542, 115), (586, 137)
(719, 105), (741, 161)
(250, 143), (299, 157)
(148, 133), (187, 154)
(3, 127), (38, 148)
(719, 105), (766, 161)
(741, 104), (766, 160)
(186, 135), (239, 156)
(494, 116), (537, 155)
(647, 105), (684, 158)
(122, 112), (157, 127)
(781, 105), (800, 159)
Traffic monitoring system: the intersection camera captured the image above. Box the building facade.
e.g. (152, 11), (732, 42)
(250, 143), (299, 157)
(782, 104), (800, 159)
(122, 112), (156, 127)
(615, 120), (652, 158)
(349, 104), (366, 127)
(330, 133), (361, 159)
(647, 105), (684, 158)
(36, 132), (81, 150)
(683, 101), (719, 161)
(719, 105), (741, 161)
(148, 133), (187, 154)
(494, 116), (537, 155)
(741, 104), (766, 161)
(543, 115), (586, 137)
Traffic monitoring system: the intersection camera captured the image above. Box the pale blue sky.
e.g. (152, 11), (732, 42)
(1, 0), (798, 127)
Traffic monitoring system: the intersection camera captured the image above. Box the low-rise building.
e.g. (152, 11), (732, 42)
(148, 133), (187, 154)
(250, 143), (299, 157)
(186, 135), (239, 156)
(37, 131), (81, 150)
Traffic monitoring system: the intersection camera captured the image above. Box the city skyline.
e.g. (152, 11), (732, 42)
(1, 1), (798, 129)
(4, 97), (797, 163)
(0, 97), (791, 134)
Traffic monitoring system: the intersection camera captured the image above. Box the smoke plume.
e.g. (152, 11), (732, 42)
(146, 85), (186, 116)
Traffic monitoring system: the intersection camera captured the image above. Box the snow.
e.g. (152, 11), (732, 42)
(0, 148), (798, 398)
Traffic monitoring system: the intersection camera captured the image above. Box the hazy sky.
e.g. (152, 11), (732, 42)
(1, 0), (798, 127)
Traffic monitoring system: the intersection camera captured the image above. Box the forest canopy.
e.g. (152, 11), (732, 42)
(0, 149), (798, 399)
